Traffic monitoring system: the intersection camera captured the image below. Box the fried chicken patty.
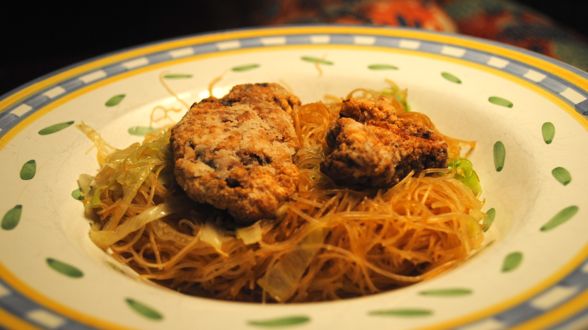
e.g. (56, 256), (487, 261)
(171, 83), (300, 225)
(321, 97), (448, 188)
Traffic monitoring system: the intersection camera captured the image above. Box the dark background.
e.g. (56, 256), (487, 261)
(1, 0), (586, 96)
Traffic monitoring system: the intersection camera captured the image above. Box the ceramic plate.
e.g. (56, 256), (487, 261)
(0, 26), (587, 330)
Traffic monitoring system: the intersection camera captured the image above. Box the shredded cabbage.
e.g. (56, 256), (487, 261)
(381, 80), (410, 112)
(77, 174), (93, 196)
(258, 226), (325, 302)
(90, 200), (186, 249)
(236, 221), (262, 245)
(77, 122), (116, 165)
(449, 158), (481, 195)
(91, 201), (179, 249)
(78, 123), (170, 229)
(198, 222), (230, 256)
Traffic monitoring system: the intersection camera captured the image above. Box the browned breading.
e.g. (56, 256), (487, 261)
(223, 83), (300, 114)
(339, 96), (399, 123)
(321, 97), (448, 188)
(171, 83), (301, 225)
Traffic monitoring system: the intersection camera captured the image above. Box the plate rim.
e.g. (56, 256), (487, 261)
(1, 24), (587, 114)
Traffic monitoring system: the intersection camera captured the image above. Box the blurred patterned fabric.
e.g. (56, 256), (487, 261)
(255, 0), (588, 70)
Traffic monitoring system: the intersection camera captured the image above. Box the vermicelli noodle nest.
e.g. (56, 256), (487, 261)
(78, 83), (485, 303)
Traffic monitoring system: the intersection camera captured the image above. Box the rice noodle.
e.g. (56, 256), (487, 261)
(80, 84), (485, 302)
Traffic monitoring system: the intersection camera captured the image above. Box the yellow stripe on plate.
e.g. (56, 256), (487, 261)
(418, 244), (588, 330)
(0, 262), (131, 329)
(512, 290), (588, 330)
(0, 309), (41, 330)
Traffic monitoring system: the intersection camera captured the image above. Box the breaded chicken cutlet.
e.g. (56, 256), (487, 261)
(171, 83), (300, 225)
(321, 96), (448, 188)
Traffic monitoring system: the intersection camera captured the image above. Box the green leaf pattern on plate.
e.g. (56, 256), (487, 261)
(162, 73), (193, 79)
(301, 56), (333, 65)
(232, 64), (260, 72)
(419, 288), (472, 296)
(441, 72), (462, 84)
(46, 258), (84, 278)
(493, 141), (506, 172)
(1, 205), (22, 230)
(125, 298), (163, 320)
(38, 121), (75, 135)
(542, 122), (555, 144)
(368, 64), (398, 70)
(540, 206), (579, 232)
(552, 167), (571, 185)
(488, 96), (513, 108)
(128, 126), (155, 136)
(105, 94), (126, 107)
(20, 160), (36, 180)
(502, 251), (523, 272)
(483, 208), (496, 232)
(248, 316), (310, 327)
(369, 308), (433, 317)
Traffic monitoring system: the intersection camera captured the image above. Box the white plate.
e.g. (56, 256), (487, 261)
(0, 26), (587, 330)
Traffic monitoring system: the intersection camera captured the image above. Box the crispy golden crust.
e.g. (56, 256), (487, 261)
(171, 83), (301, 225)
(339, 97), (398, 123)
(321, 97), (448, 188)
(223, 83), (300, 114)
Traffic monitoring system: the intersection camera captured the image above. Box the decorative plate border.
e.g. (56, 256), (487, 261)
(0, 26), (587, 330)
